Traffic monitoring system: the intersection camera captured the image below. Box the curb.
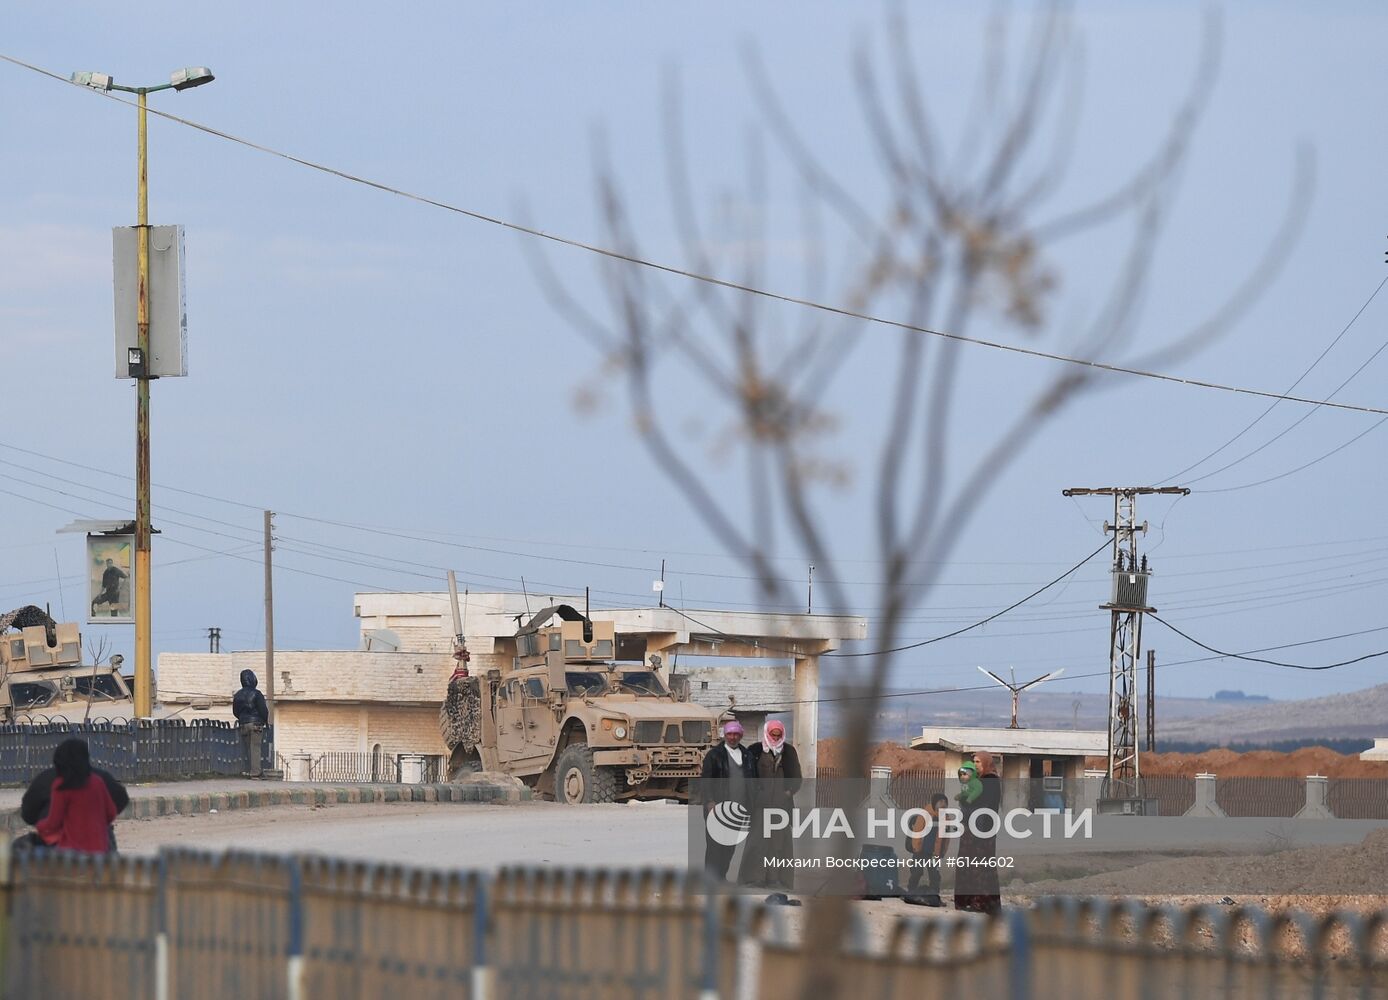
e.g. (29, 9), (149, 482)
(2, 780), (530, 834)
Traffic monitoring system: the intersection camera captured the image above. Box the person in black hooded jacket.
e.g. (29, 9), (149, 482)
(232, 669), (269, 777)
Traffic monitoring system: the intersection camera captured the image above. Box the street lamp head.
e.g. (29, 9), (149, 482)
(170, 66), (214, 91)
(71, 71), (113, 92)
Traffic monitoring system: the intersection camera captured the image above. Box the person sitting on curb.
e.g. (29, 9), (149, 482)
(16, 742), (129, 855)
(34, 739), (120, 855)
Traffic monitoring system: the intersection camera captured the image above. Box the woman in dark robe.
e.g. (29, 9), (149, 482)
(738, 720), (802, 892)
(953, 750), (1003, 914)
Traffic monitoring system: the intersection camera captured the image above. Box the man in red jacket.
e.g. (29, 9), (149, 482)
(34, 739), (118, 854)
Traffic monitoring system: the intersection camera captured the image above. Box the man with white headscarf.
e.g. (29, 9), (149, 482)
(698, 719), (756, 880)
(738, 719), (802, 894)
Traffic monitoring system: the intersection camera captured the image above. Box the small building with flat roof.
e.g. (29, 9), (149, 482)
(911, 726), (1106, 812)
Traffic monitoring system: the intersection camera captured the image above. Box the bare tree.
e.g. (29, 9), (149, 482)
(82, 634), (113, 724)
(532, 5), (1305, 995)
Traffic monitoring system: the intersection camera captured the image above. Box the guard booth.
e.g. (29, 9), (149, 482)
(910, 726), (1107, 814)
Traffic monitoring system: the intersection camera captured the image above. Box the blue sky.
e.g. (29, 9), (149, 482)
(1, 2), (1385, 706)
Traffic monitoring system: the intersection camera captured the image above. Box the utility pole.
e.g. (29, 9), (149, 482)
(1063, 486), (1188, 808)
(207, 627), (221, 654)
(263, 510), (275, 728)
(1146, 649), (1156, 753)
(71, 66), (216, 716)
(807, 565), (814, 615)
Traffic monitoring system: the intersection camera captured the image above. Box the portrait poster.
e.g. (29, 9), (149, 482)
(87, 534), (133, 624)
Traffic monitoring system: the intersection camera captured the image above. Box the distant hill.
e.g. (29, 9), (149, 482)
(1156, 683), (1388, 745)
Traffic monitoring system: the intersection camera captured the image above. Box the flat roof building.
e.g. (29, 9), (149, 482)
(911, 725), (1107, 812)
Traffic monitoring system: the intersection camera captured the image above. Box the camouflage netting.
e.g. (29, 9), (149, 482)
(0, 606), (54, 634)
(440, 674), (482, 754)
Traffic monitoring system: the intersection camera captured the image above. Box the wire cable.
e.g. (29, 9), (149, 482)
(1149, 613), (1388, 671)
(3, 52), (1387, 416)
(1161, 275), (1388, 483)
(665, 537), (1113, 659)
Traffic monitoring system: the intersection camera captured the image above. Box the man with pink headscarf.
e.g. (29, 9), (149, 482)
(698, 718), (756, 880)
(738, 719), (803, 894)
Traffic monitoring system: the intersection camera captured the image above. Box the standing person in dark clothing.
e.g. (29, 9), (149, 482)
(17, 752), (129, 854)
(232, 669), (269, 778)
(738, 720), (802, 893)
(91, 558), (127, 615)
(34, 739), (119, 854)
(698, 719), (754, 881)
(954, 751), (1003, 914)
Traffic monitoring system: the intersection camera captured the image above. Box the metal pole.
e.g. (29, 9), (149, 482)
(1146, 648), (1156, 753)
(447, 570), (464, 640)
(264, 510), (275, 727)
(133, 88), (153, 719)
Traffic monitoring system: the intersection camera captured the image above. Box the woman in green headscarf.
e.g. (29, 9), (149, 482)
(954, 751), (1003, 915)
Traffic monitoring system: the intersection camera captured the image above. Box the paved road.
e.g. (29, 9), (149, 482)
(118, 800), (693, 869)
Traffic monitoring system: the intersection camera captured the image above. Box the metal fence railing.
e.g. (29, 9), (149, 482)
(1142, 775), (1197, 817)
(9, 848), (1388, 1000)
(1215, 776), (1307, 818)
(1328, 778), (1388, 819)
(285, 752), (449, 784)
(0, 719), (272, 786)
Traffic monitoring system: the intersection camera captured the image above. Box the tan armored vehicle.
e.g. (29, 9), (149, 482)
(441, 605), (719, 803)
(0, 606), (133, 721)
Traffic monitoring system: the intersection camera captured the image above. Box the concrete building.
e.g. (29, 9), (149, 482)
(911, 725), (1106, 813)
(159, 591), (866, 774)
(677, 664), (795, 741)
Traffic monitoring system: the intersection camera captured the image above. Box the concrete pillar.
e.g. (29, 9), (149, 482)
(400, 754), (426, 784)
(792, 655), (819, 777)
(288, 752), (311, 783)
(943, 751), (965, 803)
(1082, 770), (1106, 812)
(999, 755), (1028, 814)
(860, 767), (898, 849)
(1184, 772), (1225, 817)
(1295, 774), (1333, 819)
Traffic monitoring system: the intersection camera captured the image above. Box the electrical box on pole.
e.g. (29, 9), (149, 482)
(1063, 486), (1188, 815)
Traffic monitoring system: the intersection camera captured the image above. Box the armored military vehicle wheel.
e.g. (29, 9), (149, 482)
(555, 743), (618, 804)
(447, 747), (482, 781)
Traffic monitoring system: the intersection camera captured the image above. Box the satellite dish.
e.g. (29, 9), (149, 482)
(362, 628), (401, 652)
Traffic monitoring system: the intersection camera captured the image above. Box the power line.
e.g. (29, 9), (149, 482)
(1198, 414), (1388, 494)
(5, 52), (1388, 417)
(741, 622), (1388, 710)
(1149, 613), (1388, 671)
(666, 537), (1112, 660)
(1162, 275), (1388, 483)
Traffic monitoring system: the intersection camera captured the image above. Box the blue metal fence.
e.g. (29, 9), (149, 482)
(0, 719), (272, 786)
(6, 848), (1388, 999)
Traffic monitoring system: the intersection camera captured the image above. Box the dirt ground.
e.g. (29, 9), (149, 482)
(819, 738), (1388, 778)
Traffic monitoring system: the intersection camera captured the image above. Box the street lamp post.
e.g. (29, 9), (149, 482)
(72, 67), (214, 718)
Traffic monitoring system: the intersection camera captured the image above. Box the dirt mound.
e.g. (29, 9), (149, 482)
(820, 739), (1388, 778)
(1143, 746), (1388, 778)
(818, 739), (943, 773)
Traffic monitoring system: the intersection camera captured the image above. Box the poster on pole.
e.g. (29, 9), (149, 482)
(87, 534), (133, 623)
